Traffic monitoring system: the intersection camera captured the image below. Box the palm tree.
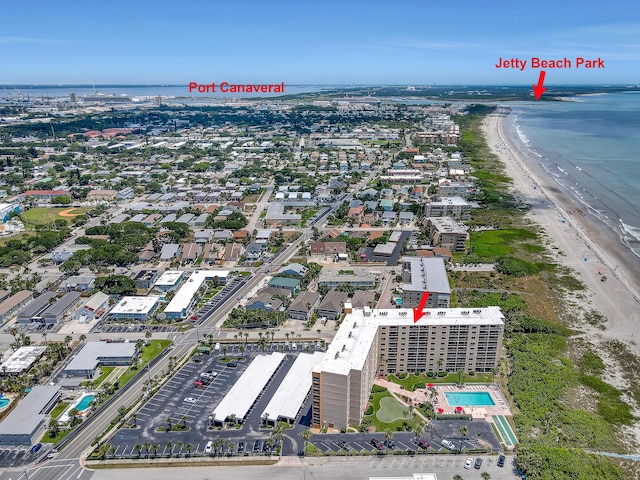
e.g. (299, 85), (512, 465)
(176, 441), (184, 457)
(42, 332), (48, 346)
(181, 415), (188, 429)
(79, 334), (87, 344)
(453, 475), (463, 480)
(48, 417), (59, 438)
(301, 428), (312, 443)
(152, 444), (160, 457)
(222, 345), (228, 359)
(185, 443), (193, 457)
(166, 441), (174, 457)
(460, 425), (469, 440)
(227, 440), (236, 456)
(262, 412), (270, 428)
(64, 335), (73, 350)
(481, 473), (491, 480)
(166, 417), (173, 431)
(131, 412), (137, 426)
(437, 358), (444, 377)
(143, 442), (151, 457)
(384, 428), (394, 450)
(271, 422), (286, 445)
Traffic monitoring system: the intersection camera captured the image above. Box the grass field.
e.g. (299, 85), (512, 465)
(21, 207), (90, 225)
(376, 396), (412, 423)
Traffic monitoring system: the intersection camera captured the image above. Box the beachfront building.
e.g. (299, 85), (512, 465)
(400, 257), (451, 308)
(426, 216), (468, 252)
(311, 306), (504, 429)
(424, 196), (471, 221)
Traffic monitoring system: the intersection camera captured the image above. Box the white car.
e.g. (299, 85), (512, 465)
(205, 441), (213, 454)
(184, 397), (197, 404)
(441, 439), (456, 450)
(464, 457), (473, 469)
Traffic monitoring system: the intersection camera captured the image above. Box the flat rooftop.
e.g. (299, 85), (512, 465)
(0, 346), (47, 374)
(154, 270), (184, 286)
(65, 341), (137, 372)
(164, 270), (229, 316)
(402, 257), (451, 294)
(110, 296), (160, 315)
(0, 386), (60, 438)
(316, 307), (504, 376)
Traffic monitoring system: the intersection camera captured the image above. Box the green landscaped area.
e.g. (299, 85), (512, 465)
(363, 387), (420, 433)
(387, 372), (494, 391)
(117, 339), (172, 386)
(49, 401), (70, 420)
(21, 207), (90, 225)
(468, 228), (537, 261)
(376, 396), (411, 423)
(89, 366), (114, 388)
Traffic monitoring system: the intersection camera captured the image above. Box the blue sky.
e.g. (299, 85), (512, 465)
(1, 0), (638, 85)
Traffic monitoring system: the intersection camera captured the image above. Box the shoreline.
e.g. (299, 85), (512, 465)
(482, 109), (640, 352)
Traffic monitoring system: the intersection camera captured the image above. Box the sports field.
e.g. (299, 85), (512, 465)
(21, 207), (90, 225)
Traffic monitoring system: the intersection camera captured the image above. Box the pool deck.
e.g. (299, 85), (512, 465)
(374, 378), (512, 421)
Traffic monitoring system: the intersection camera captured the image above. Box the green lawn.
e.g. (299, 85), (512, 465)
(21, 207), (90, 225)
(468, 228), (537, 261)
(364, 388), (419, 433)
(41, 427), (73, 444)
(376, 396), (412, 423)
(49, 401), (70, 420)
(91, 366), (114, 388)
(141, 339), (171, 363)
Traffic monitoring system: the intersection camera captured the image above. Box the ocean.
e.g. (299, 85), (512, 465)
(506, 92), (640, 261)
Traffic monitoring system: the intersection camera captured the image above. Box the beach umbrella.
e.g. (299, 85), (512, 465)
(427, 383), (434, 388)
(437, 408), (444, 413)
(455, 406), (463, 413)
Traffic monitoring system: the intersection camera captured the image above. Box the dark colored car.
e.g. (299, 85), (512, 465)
(30, 443), (42, 453)
(417, 439), (430, 450)
(262, 441), (271, 453)
(228, 360), (238, 367)
(497, 454), (506, 467)
(384, 440), (395, 449)
(370, 439), (384, 450)
(474, 457), (483, 469)
(253, 440), (261, 453)
(237, 441), (245, 453)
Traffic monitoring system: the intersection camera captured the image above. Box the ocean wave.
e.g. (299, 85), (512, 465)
(620, 221), (640, 242)
(558, 167), (568, 174)
(515, 126), (530, 145)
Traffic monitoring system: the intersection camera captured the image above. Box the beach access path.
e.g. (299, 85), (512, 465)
(483, 110), (640, 353)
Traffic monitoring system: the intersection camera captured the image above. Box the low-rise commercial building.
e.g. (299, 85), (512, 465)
(73, 292), (110, 323)
(17, 291), (56, 324)
(0, 386), (60, 446)
(154, 270), (184, 292)
(41, 291), (81, 324)
(64, 342), (137, 378)
(109, 296), (160, 321)
(0, 290), (33, 324)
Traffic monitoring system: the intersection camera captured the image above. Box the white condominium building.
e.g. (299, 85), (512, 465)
(311, 306), (504, 429)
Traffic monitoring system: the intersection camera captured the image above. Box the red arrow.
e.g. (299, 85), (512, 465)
(532, 70), (547, 101)
(412, 292), (430, 323)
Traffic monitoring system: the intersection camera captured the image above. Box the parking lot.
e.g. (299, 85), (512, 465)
(94, 323), (179, 334)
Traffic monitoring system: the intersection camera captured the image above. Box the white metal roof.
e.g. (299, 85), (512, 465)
(65, 341), (137, 373)
(164, 270), (229, 317)
(261, 352), (323, 422)
(212, 352), (285, 422)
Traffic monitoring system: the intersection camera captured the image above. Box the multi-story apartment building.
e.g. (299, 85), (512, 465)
(426, 216), (468, 252)
(311, 306), (504, 429)
(400, 257), (451, 308)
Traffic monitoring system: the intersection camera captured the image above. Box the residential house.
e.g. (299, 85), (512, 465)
(182, 243), (202, 263)
(160, 244), (182, 261)
(287, 291), (320, 321)
(317, 291), (348, 320)
(268, 277), (301, 296)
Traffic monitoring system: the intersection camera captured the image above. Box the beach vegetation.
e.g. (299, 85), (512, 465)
(454, 107), (631, 479)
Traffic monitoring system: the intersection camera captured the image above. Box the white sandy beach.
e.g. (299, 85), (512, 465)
(482, 109), (640, 353)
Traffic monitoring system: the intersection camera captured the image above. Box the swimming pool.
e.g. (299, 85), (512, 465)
(444, 391), (495, 407)
(0, 398), (9, 408)
(76, 394), (95, 412)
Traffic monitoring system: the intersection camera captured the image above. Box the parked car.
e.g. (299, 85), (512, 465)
(237, 441), (245, 454)
(497, 454), (506, 467)
(253, 440), (261, 453)
(417, 439), (430, 450)
(474, 457), (483, 469)
(339, 440), (352, 451)
(370, 439), (384, 450)
(384, 440), (395, 449)
(464, 457), (473, 469)
(441, 439), (456, 450)
(184, 397), (197, 404)
(205, 441), (213, 454)
(228, 360), (238, 367)
(30, 443), (42, 453)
